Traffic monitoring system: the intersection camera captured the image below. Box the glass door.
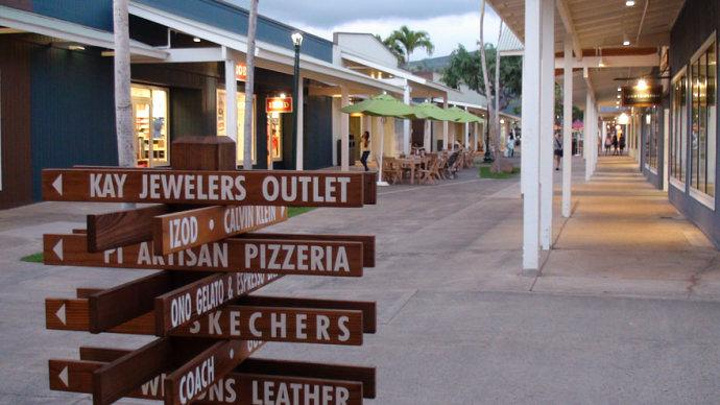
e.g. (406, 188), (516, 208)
(132, 85), (169, 168)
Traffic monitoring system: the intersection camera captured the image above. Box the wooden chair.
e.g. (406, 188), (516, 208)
(417, 155), (439, 184)
(382, 157), (402, 184)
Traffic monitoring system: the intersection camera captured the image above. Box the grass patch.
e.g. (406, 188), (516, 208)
(478, 165), (521, 179)
(21, 252), (43, 263)
(288, 207), (316, 218)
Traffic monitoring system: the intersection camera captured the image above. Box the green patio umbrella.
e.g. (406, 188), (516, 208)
(341, 94), (414, 118)
(403, 102), (456, 121)
(447, 106), (483, 123)
(341, 94), (414, 185)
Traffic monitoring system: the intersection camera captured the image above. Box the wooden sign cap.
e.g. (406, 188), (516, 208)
(170, 137), (237, 171)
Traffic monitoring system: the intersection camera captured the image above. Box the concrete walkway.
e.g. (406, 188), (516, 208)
(2, 157), (720, 403)
(534, 155), (720, 300)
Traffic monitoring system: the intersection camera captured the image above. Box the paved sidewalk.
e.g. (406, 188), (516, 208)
(2, 158), (720, 404)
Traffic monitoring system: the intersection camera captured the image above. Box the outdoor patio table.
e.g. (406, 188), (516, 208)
(397, 157), (427, 185)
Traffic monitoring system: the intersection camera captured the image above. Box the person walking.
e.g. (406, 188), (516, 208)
(506, 134), (515, 157)
(360, 131), (371, 171)
(604, 134), (613, 155)
(553, 132), (563, 170)
(612, 133), (619, 156)
(619, 136), (626, 155)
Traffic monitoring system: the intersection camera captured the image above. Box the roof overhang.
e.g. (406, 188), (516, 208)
(0, 5), (167, 59)
(129, 1), (402, 96)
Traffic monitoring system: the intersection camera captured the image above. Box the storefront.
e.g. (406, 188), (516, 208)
(131, 84), (169, 167)
(668, 0), (719, 246)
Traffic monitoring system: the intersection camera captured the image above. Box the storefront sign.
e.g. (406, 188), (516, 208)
(266, 97), (293, 114)
(44, 234), (365, 277)
(621, 85), (663, 107)
(235, 63), (247, 82)
(42, 169), (365, 207)
(154, 205), (288, 255)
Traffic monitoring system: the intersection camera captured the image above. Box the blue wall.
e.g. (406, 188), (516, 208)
(30, 47), (117, 199)
(304, 95), (334, 170)
(30, 0), (114, 31)
(135, 0), (334, 62)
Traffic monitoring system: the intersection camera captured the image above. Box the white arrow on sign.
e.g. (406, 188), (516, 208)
(55, 303), (66, 326)
(58, 366), (69, 387)
(53, 239), (63, 262)
(52, 175), (63, 196)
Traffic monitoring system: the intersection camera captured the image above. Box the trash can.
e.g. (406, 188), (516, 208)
(337, 134), (356, 166)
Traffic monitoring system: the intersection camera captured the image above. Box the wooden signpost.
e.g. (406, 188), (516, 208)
(42, 137), (378, 405)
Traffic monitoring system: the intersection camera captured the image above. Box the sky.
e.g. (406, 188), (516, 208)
(226, 0), (504, 62)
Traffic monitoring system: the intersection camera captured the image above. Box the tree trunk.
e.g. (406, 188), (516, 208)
(492, 21), (504, 171)
(478, 0), (500, 171)
(113, 0), (133, 168)
(243, 0), (259, 169)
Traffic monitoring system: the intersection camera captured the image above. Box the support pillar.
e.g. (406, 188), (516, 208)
(443, 96), (449, 150)
(585, 92), (593, 181)
(474, 122), (479, 151)
(403, 82), (411, 156)
(295, 75), (304, 171)
(423, 120), (431, 151)
(539, 0), (555, 250)
(522, 0), (542, 272)
(562, 34), (573, 218)
(464, 107), (470, 148)
(340, 86), (350, 171)
(224, 59), (238, 144)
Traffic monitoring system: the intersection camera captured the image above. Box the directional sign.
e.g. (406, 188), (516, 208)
(164, 339), (261, 405)
(154, 205), (288, 255)
(42, 169), (368, 207)
(155, 272), (284, 335)
(47, 295), (376, 340)
(173, 306), (363, 345)
(44, 234), (364, 277)
(50, 358), (367, 404)
(87, 204), (169, 252)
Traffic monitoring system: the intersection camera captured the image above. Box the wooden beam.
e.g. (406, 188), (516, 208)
(556, 0), (583, 60)
(87, 204), (169, 252)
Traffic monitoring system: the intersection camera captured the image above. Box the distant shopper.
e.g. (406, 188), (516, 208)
(612, 134), (619, 156)
(553, 132), (563, 170)
(506, 134), (515, 157)
(604, 135), (613, 155)
(360, 131), (371, 171)
(619, 136), (626, 155)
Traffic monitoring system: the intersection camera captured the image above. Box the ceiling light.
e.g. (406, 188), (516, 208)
(193, 37), (201, 43)
(68, 45), (85, 51)
(623, 39), (631, 46)
(636, 79), (649, 90)
(617, 87), (622, 92)
(617, 94), (621, 98)
(626, 0), (636, 6)
(599, 57), (605, 67)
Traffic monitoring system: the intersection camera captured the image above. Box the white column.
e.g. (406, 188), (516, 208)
(423, 120), (431, 151)
(602, 121), (608, 157)
(585, 92), (593, 181)
(522, 0), (542, 272)
(562, 34), (573, 218)
(443, 97), (449, 150)
(464, 107), (470, 148)
(474, 122), (479, 151)
(224, 59), (238, 143)
(340, 86), (350, 171)
(539, 0), (555, 251)
(403, 82), (412, 156)
(295, 75), (304, 171)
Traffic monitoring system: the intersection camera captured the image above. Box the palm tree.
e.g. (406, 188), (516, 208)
(375, 34), (406, 64)
(386, 26), (434, 64)
(243, 0), (258, 169)
(112, 0), (133, 168)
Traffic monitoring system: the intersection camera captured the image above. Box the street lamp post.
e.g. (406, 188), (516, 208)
(291, 32), (303, 170)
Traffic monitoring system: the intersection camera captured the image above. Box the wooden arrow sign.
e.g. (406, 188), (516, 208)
(47, 296), (372, 346)
(153, 205), (288, 255)
(44, 234), (364, 277)
(50, 357), (368, 403)
(172, 306), (363, 346)
(42, 169), (368, 207)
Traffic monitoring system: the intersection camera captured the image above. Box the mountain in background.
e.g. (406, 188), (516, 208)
(406, 54), (453, 73)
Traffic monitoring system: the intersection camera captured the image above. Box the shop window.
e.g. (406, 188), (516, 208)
(646, 107), (660, 171)
(131, 84), (169, 167)
(671, 70), (688, 186)
(217, 89), (256, 165)
(267, 112), (283, 163)
(690, 35), (717, 203)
